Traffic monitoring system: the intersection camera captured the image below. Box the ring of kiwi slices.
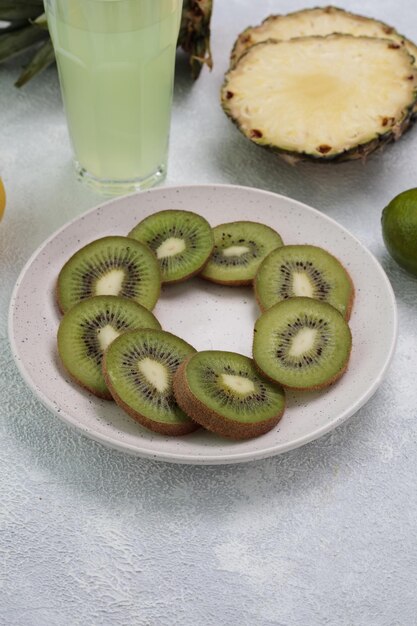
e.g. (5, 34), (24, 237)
(55, 209), (354, 441)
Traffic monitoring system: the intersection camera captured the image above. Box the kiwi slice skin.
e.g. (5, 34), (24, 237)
(253, 297), (352, 391)
(128, 210), (214, 284)
(200, 221), (284, 285)
(173, 351), (286, 440)
(57, 236), (161, 314)
(57, 296), (161, 399)
(254, 245), (354, 320)
(103, 329), (198, 436)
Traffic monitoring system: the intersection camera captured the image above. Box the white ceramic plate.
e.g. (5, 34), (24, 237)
(9, 185), (397, 464)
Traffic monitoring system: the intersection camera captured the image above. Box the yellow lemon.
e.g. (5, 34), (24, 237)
(0, 178), (5, 220)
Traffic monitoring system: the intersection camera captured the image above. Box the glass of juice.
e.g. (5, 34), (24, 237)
(44, 0), (183, 194)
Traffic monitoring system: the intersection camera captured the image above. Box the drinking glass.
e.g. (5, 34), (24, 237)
(44, 0), (183, 194)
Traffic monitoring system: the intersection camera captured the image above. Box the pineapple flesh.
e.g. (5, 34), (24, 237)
(222, 35), (417, 163)
(231, 6), (417, 67)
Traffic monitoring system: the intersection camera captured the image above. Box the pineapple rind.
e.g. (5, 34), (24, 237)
(222, 35), (417, 164)
(231, 6), (417, 67)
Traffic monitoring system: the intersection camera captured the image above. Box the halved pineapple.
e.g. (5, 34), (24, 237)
(231, 6), (417, 67)
(221, 35), (417, 163)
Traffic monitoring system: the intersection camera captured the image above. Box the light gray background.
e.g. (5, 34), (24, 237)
(1, 1), (417, 624)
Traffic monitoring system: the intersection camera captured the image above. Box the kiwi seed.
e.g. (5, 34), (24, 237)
(128, 210), (214, 283)
(173, 350), (286, 439)
(254, 244), (354, 319)
(201, 221), (283, 285)
(253, 297), (352, 390)
(103, 328), (198, 435)
(57, 236), (161, 314)
(57, 295), (161, 399)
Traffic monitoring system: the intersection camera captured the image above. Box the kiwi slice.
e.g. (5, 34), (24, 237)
(173, 350), (286, 440)
(57, 296), (161, 399)
(254, 245), (354, 319)
(57, 236), (161, 314)
(253, 298), (352, 390)
(200, 221), (283, 285)
(103, 329), (198, 435)
(128, 210), (214, 283)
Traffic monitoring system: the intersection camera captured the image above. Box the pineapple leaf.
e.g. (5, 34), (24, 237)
(33, 13), (48, 30)
(0, 0), (214, 84)
(0, 1), (43, 20)
(0, 24), (47, 63)
(178, 0), (213, 79)
(0, 0), (43, 5)
(15, 37), (54, 87)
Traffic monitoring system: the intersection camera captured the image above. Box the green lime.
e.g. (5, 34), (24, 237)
(381, 189), (417, 277)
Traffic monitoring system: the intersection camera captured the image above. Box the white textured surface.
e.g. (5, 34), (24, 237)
(1, 0), (417, 623)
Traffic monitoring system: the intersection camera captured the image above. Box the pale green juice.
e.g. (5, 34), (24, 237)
(45, 0), (182, 186)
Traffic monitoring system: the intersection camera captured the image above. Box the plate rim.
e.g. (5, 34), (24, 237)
(8, 183), (398, 464)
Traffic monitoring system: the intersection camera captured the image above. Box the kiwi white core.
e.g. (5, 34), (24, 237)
(221, 373), (255, 395)
(289, 327), (317, 358)
(156, 238), (186, 259)
(292, 272), (314, 297)
(97, 325), (120, 351)
(138, 357), (169, 392)
(222, 245), (250, 258)
(95, 269), (125, 296)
